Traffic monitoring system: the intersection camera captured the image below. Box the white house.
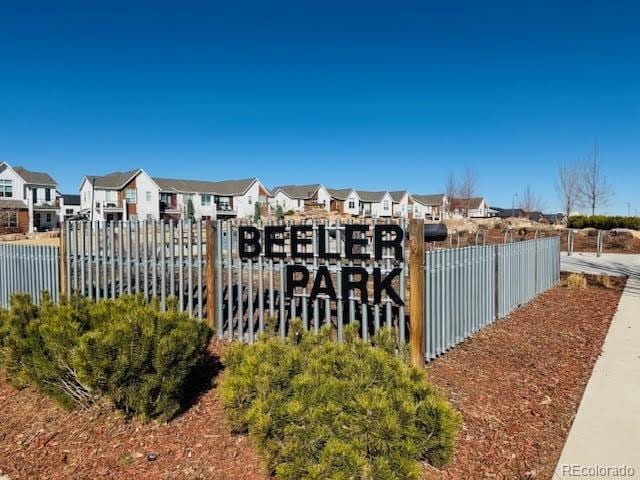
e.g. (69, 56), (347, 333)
(0, 161), (59, 233)
(270, 184), (331, 213)
(80, 169), (269, 221)
(390, 191), (410, 218)
(80, 169), (159, 222)
(327, 188), (360, 216)
(153, 177), (270, 220)
(450, 197), (491, 218)
(410, 193), (448, 221)
(356, 191), (393, 218)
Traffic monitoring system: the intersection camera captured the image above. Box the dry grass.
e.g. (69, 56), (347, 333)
(597, 274), (614, 289)
(566, 273), (588, 289)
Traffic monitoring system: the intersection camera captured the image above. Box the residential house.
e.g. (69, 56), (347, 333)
(80, 169), (158, 222)
(390, 191), (410, 218)
(58, 194), (82, 221)
(356, 191), (393, 218)
(410, 193), (448, 221)
(327, 188), (360, 216)
(450, 197), (491, 218)
(0, 162), (59, 233)
(270, 184), (331, 213)
(153, 177), (270, 220)
(80, 169), (268, 221)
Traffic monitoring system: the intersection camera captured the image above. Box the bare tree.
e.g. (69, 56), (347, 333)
(443, 172), (457, 215)
(518, 185), (546, 214)
(579, 142), (614, 215)
(555, 159), (582, 219)
(458, 166), (477, 217)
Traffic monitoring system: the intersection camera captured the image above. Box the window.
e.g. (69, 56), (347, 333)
(297, 199), (302, 207)
(0, 179), (12, 198)
(348, 199), (355, 209)
(46, 213), (52, 223)
(201, 194), (212, 206)
(383, 200), (389, 211)
(2, 211), (18, 227)
(65, 208), (74, 215)
(145, 191), (152, 202)
(125, 189), (137, 204)
(248, 195), (252, 205)
(45, 189), (51, 202)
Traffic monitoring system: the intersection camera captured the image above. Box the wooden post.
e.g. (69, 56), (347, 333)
(205, 220), (217, 331)
(60, 221), (68, 299)
(409, 219), (425, 368)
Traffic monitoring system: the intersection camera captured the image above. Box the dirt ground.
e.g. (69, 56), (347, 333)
(0, 275), (625, 480)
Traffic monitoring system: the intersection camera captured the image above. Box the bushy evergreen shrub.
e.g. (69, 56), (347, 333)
(0, 294), (212, 421)
(568, 215), (640, 230)
(219, 321), (460, 479)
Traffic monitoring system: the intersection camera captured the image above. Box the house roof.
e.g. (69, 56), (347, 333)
(389, 191), (408, 203)
(327, 188), (355, 201)
(411, 193), (445, 206)
(356, 190), (389, 203)
(85, 169), (141, 189)
(0, 199), (28, 209)
(451, 197), (486, 210)
(13, 166), (57, 186)
(61, 194), (81, 205)
(153, 177), (259, 196)
(272, 184), (322, 199)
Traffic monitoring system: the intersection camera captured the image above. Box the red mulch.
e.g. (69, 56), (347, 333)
(0, 343), (268, 480)
(423, 274), (625, 480)
(0, 275), (624, 480)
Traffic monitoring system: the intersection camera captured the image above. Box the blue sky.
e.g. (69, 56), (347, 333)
(1, 1), (638, 214)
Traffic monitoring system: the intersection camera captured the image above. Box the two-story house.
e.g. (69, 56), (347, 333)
(80, 168), (269, 221)
(153, 177), (270, 220)
(410, 193), (448, 221)
(0, 161), (59, 233)
(390, 191), (410, 218)
(327, 188), (360, 216)
(270, 184), (332, 213)
(356, 191), (394, 218)
(79, 169), (159, 222)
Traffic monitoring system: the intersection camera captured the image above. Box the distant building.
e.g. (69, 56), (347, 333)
(327, 188), (360, 216)
(0, 161), (59, 233)
(410, 193), (448, 221)
(80, 168), (269, 221)
(270, 184), (332, 213)
(450, 197), (491, 218)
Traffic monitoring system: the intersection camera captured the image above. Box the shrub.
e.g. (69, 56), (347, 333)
(597, 274), (614, 289)
(219, 321), (461, 479)
(0, 295), (212, 421)
(566, 273), (587, 289)
(285, 209), (295, 216)
(568, 215), (640, 231)
(275, 205), (285, 220)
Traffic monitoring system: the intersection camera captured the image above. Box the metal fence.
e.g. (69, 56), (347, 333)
(2, 221), (561, 364)
(0, 243), (60, 308)
(63, 220), (207, 319)
(425, 236), (560, 361)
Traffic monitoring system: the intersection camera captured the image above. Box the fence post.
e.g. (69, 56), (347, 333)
(205, 220), (217, 331)
(60, 221), (67, 299)
(494, 244), (499, 320)
(409, 219), (425, 368)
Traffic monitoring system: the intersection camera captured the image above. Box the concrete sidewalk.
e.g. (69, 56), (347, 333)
(554, 254), (640, 479)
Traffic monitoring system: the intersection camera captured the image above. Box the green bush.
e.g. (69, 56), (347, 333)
(219, 321), (460, 479)
(568, 215), (640, 231)
(0, 294), (212, 421)
(285, 209), (295, 216)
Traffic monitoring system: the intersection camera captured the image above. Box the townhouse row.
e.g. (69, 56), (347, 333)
(0, 162), (491, 234)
